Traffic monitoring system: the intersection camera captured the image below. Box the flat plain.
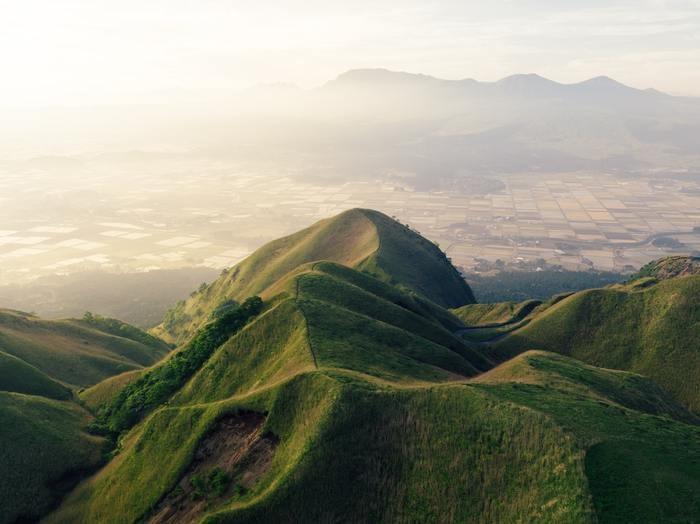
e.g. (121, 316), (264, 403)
(1, 160), (699, 285)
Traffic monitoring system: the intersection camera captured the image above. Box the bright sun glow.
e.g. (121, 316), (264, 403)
(2, 0), (700, 108)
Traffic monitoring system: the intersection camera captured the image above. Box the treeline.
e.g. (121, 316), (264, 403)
(91, 296), (263, 436)
(466, 269), (623, 303)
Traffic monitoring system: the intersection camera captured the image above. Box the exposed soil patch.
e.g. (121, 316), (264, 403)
(148, 411), (278, 524)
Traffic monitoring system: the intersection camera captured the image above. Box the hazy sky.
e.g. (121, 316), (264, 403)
(2, 0), (700, 106)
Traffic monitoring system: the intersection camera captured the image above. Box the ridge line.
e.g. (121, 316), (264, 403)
(295, 276), (319, 369)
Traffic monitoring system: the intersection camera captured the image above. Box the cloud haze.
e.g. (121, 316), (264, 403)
(1, 0), (699, 108)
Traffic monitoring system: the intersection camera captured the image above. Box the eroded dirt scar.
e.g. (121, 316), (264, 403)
(148, 410), (279, 524)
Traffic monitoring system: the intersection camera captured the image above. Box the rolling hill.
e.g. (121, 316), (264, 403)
(153, 209), (475, 344)
(492, 258), (700, 411)
(0, 309), (171, 388)
(0, 310), (172, 523)
(0, 392), (106, 524)
(42, 220), (700, 523)
(0, 350), (71, 400)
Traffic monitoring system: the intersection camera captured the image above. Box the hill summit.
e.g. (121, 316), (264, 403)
(6, 210), (700, 524)
(154, 209), (475, 344)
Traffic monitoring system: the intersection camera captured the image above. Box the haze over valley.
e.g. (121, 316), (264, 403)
(3, 69), (700, 295)
(2, 3), (700, 523)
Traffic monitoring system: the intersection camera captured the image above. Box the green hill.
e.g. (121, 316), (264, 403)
(0, 350), (71, 400)
(492, 271), (700, 411)
(153, 209), (475, 344)
(0, 309), (171, 388)
(79, 368), (146, 412)
(0, 309), (171, 524)
(49, 340), (700, 524)
(0, 392), (105, 524)
(452, 299), (541, 326)
(2, 219), (693, 523)
(48, 246), (700, 523)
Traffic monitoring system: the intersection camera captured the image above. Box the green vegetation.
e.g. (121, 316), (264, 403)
(79, 369), (145, 412)
(452, 299), (541, 326)
(10, 216), (700, 523)
(0, 392), (105, 524)
(191, 468), (231, 499)
(0, 350), (71, 400)
(0, 310), (173, 524)
(50, 350), (700, 524)
(0, 308), (170, 387)
(93, 297), (263, 434)
(49, 258), (700, 524)
(79, 312), (169, 350)
(494, 275), (700, 411)
(354, 209), (475, 308)
(477, 352), (700, 523)
(632, 255), (700, 281)
(466, 268), (622, 302)
(153, 209), (475, 344)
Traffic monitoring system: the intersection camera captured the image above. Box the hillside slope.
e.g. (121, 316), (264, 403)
(49, 248), (700, 523)
(0, 309), (170, 388)
(0, 350), (71, 400)
(50, 339), (700, 524)
(153, 209), (474, 344)
(0, 392), (105, 524)
(493, 270), (700, 411)
(0, 309), (171, 524)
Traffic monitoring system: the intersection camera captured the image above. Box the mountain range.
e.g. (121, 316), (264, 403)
(1, 209), (698, 523)
(205, 68), (700, 188)
(8, 69), (700, 190)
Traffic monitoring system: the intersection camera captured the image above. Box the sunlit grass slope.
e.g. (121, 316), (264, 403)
(354, 209), (475, 308)
(51, 260), (700, 523)
(0, 392), (104, 524)
(0, 310), (167, 524)
(172, 262), (488, 405)
(79, 368), (145, 412)
(50, 349), (700, 524)
(493, 275), (700, 411)
(452, 299), (541, 326)
(0, 308), (170, 388)
(154, 209), (475, 344)
(476, 351), (700, 523)
(43, 224), (700, 523)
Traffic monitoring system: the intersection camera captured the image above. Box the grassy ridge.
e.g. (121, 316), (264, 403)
(452, 299), (541, 327)
(49, 270), (700, 524)
(0, 350), (71, 400)
(92, 297), (263, 434)
(355, 209), (476, 308)
(174, 298), (314, 405)
(209, 380), (593, 524)
(153, 209), (475, 344)
(47, 373), (343, 524)
(477, 354), (700, 523)
(0, 309), (172, 524)
(0, 309), (170, 388)
(493, 276), (700, 411)
(39, 222), (700, 524)
(57, 352), (700, 523)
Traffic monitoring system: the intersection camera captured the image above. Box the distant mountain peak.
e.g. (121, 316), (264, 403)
(330, 68), (439, 86)
(497, 73), (558, 84)
(575, 75), (631, 89)
(495, 73), (566, 96)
